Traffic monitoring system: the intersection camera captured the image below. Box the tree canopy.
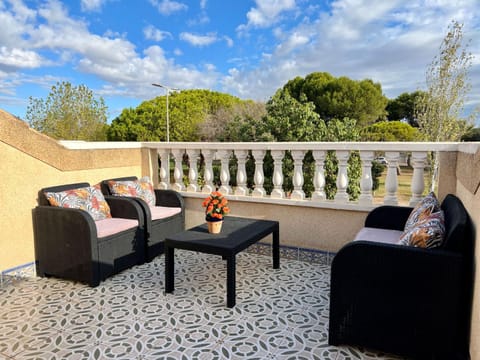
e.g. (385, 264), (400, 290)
(26, 81), (108, 140)
(107, 89), (244, 141)
(386, 91), (425, 126)
(461, 127), (480, 141)
(361, 121), (419, 141)
(415, 21), (476, 142)
(282, 72), (388, 127)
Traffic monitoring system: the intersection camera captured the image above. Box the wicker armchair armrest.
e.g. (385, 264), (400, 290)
(364, 205), (413, 231)
(32, 206), (100, 284)
(33, 206), (97, 244)
(104, 196), (145, 224)
(154, 189), (185, 209)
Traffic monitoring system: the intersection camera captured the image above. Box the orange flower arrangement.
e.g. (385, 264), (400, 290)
(202, 191), (230, 221)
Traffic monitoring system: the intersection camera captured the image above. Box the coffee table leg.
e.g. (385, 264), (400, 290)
(226, 255), (236, 308)
(273, 224), (280, 269)
(165, 246), (174, 293)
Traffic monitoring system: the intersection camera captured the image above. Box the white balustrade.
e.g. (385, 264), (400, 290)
(201, 149), (215, 194)
(139, 142), (460, 208)
(291, 150), (306, 200)
(334, 150), (350, 203)
(311, 150), (326, 202)
(171, 149), (185, 192)
(359, 151), (374, 205)
(186, 149), (199, 192)
(252, 150), (266, 197)
(409, 151), (428, 206)
(234, 150), (249, 196)
(271, 150), (285, 199)
(217, 150), (232, 195)
(158, 149), (170, 190)
(384, 151), (400, 205)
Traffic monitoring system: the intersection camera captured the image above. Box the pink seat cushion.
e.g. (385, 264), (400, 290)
(95, 218), (139, 238)
(149, 206), (182, 220)
(354, 227), (404, 245)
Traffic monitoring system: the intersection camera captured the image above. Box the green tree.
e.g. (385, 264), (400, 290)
(199, 101), (267, 141)
(415, 21), (478, 190)
(284, 72), (388, 127)
(386, 91), (424, 126)
(361, 121), (420, 141)
(461, 127), (480, 141)
(416, 21), (476, 142)
(108, 89), (242, 141)
(263, 89), (324, 141)
(220, 89), (362, 200)
(26, 81), (108, 140)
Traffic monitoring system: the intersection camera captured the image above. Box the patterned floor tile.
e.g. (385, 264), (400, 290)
(0, 250), (407, 360)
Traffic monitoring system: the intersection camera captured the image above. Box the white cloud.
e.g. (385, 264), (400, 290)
(143, 25), (172, 42)
(200, 0), (207, 10)
(187, 11), (210, 26)
(0, 0), (217, 102)
(180, 32), (218, 47)
(80, 0), (104, 12)
(239, 0), (296, 31)
(225, 0), (480, 103)
(0, 46), (43, 70)
(224, 36), (234, 48)
(149, 0), (188, 15)
(274, 32), (310, 56)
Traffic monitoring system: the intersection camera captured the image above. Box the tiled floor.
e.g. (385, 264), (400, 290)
(0, 246), (405, 359)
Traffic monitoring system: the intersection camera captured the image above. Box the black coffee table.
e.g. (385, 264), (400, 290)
(164, 216), (280, 307)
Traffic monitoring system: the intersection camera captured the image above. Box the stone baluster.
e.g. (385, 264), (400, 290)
(217, 150), (232, 195)
(271, 150), (285, 199)
(384, 151), (400, 205)
(291, 150), (305, 200)
(358, 151), (374, 205)
(201, 149), (215, 194)
(158, 149), (170, 190)
(234, 150), (249, 196)
(186, 149), (199, 192)
(334, 150), (350, 203)
(251, 150), (266, 197)
(311, 150), (326, 202)
(171, 149), (185, 192)
(409, 151), (427, 206)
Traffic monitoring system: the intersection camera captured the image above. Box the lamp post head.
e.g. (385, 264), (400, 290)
(152, 83), (180, 92)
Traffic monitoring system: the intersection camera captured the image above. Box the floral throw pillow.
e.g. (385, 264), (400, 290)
(404, 192), (441, 232)
(108, 176), (156, 206)
(44, 185), (112, 221)
(399, 210), (445, 248)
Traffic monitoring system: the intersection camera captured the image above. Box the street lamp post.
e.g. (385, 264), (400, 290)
(152, 83), (179, 142)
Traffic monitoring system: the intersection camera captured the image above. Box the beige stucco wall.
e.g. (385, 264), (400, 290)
(453, 149), (480, 360)
(0, 110), (153, 270)
(183, 197), (367, 252)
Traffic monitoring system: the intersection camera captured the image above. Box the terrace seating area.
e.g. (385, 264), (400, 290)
(1, 246), (404, 359)
(1, 112), (480, 359)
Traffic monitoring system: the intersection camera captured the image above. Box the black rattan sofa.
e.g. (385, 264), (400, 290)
(101, 176), (185, 261)
(329, 194), (474, 359)
(33, 182), (146, 286)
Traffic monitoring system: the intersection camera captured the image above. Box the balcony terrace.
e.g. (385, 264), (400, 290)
(1, 110), (479, 359)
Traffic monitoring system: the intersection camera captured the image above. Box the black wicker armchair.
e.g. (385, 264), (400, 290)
(32, 182), (146, 286)
(101, 176), (185, 261)
(329, 194), (474, 359)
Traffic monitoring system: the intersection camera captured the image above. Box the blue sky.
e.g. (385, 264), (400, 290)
(1, 0), (479, 123)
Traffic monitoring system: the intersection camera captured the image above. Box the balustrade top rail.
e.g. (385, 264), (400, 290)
(60, 140), (461, 152)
